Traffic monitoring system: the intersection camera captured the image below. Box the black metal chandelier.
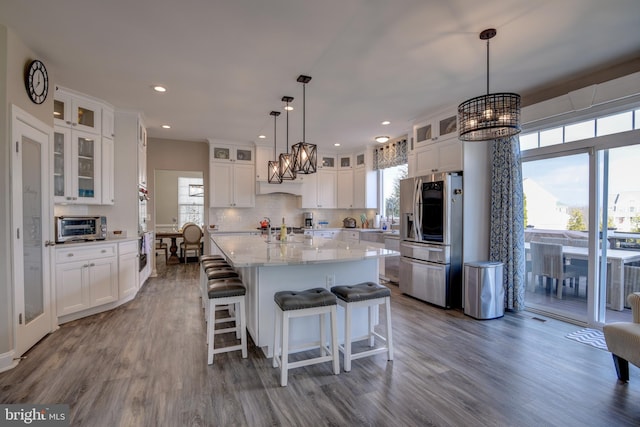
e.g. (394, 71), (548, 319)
(267, 111), (282, 184)
(279, 96), (296, 180)
(291, 75), (317, 174)
(458, 28), (521, 142)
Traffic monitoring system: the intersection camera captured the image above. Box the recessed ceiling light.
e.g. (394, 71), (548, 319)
(153, 85), (167, 93)
(381, 121), (391, 125)
(334, 143), (341, 147)
(375, 136), (390, 143)
(161, 124), (171, 129)
(258, 135), (266, 139)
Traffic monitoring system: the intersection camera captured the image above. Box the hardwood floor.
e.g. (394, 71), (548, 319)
(2, 260), (640, 426)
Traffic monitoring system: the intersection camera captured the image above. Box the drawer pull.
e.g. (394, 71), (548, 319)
(101, 249), (107, 253)
(67, 253), (74, 257)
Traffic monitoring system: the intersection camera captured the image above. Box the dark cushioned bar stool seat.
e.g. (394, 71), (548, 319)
(272, 288), (340, 386)
(200, 254), (225, 263)
(206, 278), (247, 365)
(330, 282), (394, 372)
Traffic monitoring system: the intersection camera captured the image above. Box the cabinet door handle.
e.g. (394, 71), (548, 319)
(83, 264), (89, 268)
(89, 263), (95, 267)
(67, 253), (74, 257)
(101, 249), (107, 253)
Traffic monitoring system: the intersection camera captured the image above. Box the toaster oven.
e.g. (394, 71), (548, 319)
(55, 216), (107, 243)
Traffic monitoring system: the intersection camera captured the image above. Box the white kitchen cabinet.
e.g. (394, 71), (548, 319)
(304, 229), (340, 239)
(353, 166), (377, 209)
(102, 106), (115, 139)
(118, 240), (139, 300)
(320, 155), (336, 169)
(53, 126), (102, 204)
(301, 169), (336, 208)
(56, 243), (118, 317)
(413, 111), (458, 148)
(210, 143), (254, 164)
(337, 169), (354, 208)
(53, 88), (102, 135)
(341, 230), (360, 244)
(413, 139), (463, 176)
(101, 137), (114, 205)
(254, 144), (273, 182)
(210, 162), (255, 207)
(339, 154), (353, 169)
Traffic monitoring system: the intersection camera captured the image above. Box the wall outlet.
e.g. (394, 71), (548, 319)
(326, 274), (335, 287)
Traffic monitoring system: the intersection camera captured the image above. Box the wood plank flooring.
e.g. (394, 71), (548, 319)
(2, 260), (640, 426)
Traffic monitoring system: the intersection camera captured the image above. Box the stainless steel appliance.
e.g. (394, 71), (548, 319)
(303, 212), (313, 229)
(399, 172), (463, 308)
(55, 215), (107, 243)
(343, 217), (357, 228)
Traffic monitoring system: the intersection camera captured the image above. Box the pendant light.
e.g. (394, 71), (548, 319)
(268, 111), (282, 184)
(291, 75), (317, 174)
(279, 96), (297, 180)
(458, 28), (521, 141)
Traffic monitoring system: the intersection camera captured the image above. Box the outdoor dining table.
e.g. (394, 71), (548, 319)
(526, 243), (640, 311)
(156, 231), (183, 265)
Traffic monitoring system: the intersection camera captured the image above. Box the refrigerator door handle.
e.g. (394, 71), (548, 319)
(413, 177), (422, 241)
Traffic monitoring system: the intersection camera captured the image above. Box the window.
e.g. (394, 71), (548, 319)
(520, 107), (640, 151)
(178, 176), (204, 227)
(379, 163), (407, 221)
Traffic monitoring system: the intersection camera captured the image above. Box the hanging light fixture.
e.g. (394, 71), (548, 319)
(268, 111), (282, 184)
(458, 28), (521, 142)
(291, 75), (317, 174)
(279, 96), (296, 180)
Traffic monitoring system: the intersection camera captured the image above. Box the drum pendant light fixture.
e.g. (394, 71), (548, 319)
(291, 75), (317, 174)
(279, 96), (296, 180)
(268, 111), (282, 184)
(458, 28), (521, 142)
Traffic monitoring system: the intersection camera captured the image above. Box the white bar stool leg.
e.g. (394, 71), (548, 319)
(384, 296), (393, 361)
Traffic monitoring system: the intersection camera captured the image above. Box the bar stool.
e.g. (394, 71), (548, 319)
(202, 268), (239, 318)
(200, 254), (225, 262)
(272, 288), (340, 387)
(330, 282), (393, 372)
(207, 278), (247, 365)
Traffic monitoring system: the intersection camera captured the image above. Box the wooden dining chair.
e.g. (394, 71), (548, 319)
(180, 224), (203, 263)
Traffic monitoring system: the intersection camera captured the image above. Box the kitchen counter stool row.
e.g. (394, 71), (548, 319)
(199, 255), (394, 386)
(200, 255), (247, 364)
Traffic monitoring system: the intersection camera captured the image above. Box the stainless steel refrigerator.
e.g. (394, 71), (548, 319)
(399, 172), (463, 308)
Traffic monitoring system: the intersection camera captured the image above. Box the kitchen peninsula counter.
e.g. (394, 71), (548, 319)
(211, 234), (398, 267)
(210, 234), (398, 357)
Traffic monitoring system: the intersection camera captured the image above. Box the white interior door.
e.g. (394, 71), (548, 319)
(12, 106), (53, 357)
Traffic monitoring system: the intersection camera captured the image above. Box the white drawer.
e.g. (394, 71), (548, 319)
(56, 243), (117, 263)
(118, 240), (138, 256)
(343, 231), (359, 240)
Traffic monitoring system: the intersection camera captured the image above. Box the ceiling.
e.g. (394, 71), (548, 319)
(2, 0), (640, 152)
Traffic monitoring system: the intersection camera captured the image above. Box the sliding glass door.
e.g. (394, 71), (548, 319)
(523, 152), (590, 322)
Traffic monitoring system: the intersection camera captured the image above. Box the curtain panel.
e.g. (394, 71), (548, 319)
(489, 136), (526, 311)
(373, 138), (408, 170)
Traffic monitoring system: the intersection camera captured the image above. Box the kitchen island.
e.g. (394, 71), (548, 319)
(210, 233), (399, 357)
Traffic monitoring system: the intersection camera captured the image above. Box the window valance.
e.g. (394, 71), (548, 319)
(373, 138), (408, 170)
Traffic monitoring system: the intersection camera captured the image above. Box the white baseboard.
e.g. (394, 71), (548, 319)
(0, 350), (19, 373)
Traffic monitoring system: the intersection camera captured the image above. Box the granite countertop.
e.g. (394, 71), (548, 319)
(211, 234), (399, 267)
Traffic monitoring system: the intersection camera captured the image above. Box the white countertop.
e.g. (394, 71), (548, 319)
(211, 234), (399, 267)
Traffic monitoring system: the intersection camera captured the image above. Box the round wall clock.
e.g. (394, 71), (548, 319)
(25, 59), (49, 104)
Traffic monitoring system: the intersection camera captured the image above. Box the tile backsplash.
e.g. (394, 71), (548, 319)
(209, 193), (378, 231)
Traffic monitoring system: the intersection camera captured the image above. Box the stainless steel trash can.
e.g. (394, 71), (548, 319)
(464, 261), (504, 319)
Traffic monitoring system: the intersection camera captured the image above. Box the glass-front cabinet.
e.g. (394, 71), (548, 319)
(53, 88), (102, 135)
(53, 126), (101, 204)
